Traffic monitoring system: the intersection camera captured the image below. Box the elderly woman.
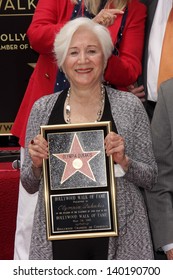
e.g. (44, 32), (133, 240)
(21, 17), (157, 260)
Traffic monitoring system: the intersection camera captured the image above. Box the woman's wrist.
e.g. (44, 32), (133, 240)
(119, 155), (130, 172)
(31, 163), (42, 179)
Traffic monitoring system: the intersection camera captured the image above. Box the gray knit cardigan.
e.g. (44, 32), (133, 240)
(21, 86), (157, 260)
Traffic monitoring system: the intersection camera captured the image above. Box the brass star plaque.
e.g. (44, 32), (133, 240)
(41, 121), (117, 240)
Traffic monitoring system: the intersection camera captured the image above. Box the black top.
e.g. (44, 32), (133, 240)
(48, 88), (117, 260)
(48, 88), (117, 134)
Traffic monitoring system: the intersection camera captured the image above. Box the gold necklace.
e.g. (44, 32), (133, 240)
(65, 84), (105, 124)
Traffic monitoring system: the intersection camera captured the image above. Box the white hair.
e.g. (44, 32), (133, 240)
(54, 17), (114, 68)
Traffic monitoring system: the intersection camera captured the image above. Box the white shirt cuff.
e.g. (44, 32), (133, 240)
(114, 164), (126, 177)
(162, 243), (173, 253)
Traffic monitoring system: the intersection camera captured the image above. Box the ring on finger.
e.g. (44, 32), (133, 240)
(100, 17), (106, 24)
(102, 15), (111, 25)
(31, 139), (35, 145)
(105, 15), (111, 21)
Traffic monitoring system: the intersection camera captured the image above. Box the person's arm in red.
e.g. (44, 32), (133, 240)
(105, 0), (147, 90)
(27, 0), (74, 55)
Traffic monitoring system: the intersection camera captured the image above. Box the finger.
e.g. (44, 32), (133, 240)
(127, 84), (135, 90)
(134, 92), (145, 98)
(105, 137), (124, 155)
(29, 146), (48, 159)
(105, 132), (119, 143)
(96, 9), (121, 26)
(30, 139), (35, 145)
(106, 145), (125, 163)
(30, 135), (48, 150)
(105, 132), (116, 145)
(104, 9), (124, 15)
(107, 137), (124, 150)
(129, 86), (144, 94)
(29, 141), (48, 159)
(135, 85), (144, 91)
(106, 145), (124, 157)
(99, 16), (115, 26)
(35, 134), (48, 147)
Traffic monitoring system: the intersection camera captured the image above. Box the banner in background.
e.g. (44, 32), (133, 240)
(0, 0), (38, 134)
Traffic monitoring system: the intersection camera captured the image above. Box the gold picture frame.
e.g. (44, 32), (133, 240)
(41, 121), (118, 240)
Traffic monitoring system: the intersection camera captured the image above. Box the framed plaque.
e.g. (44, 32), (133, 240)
(41, 121), (118, 240)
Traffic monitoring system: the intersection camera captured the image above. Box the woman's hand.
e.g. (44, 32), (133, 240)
(28, 134), (48, 169)
(93, 9), (124, 27)
(166, 248), (173, 260)
(105, 131), (129, 172)
(128, 84), (146, 102)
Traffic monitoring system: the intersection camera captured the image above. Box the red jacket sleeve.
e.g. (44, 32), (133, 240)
(104, 0), (147, 90)
(27, 0), (74, 55)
